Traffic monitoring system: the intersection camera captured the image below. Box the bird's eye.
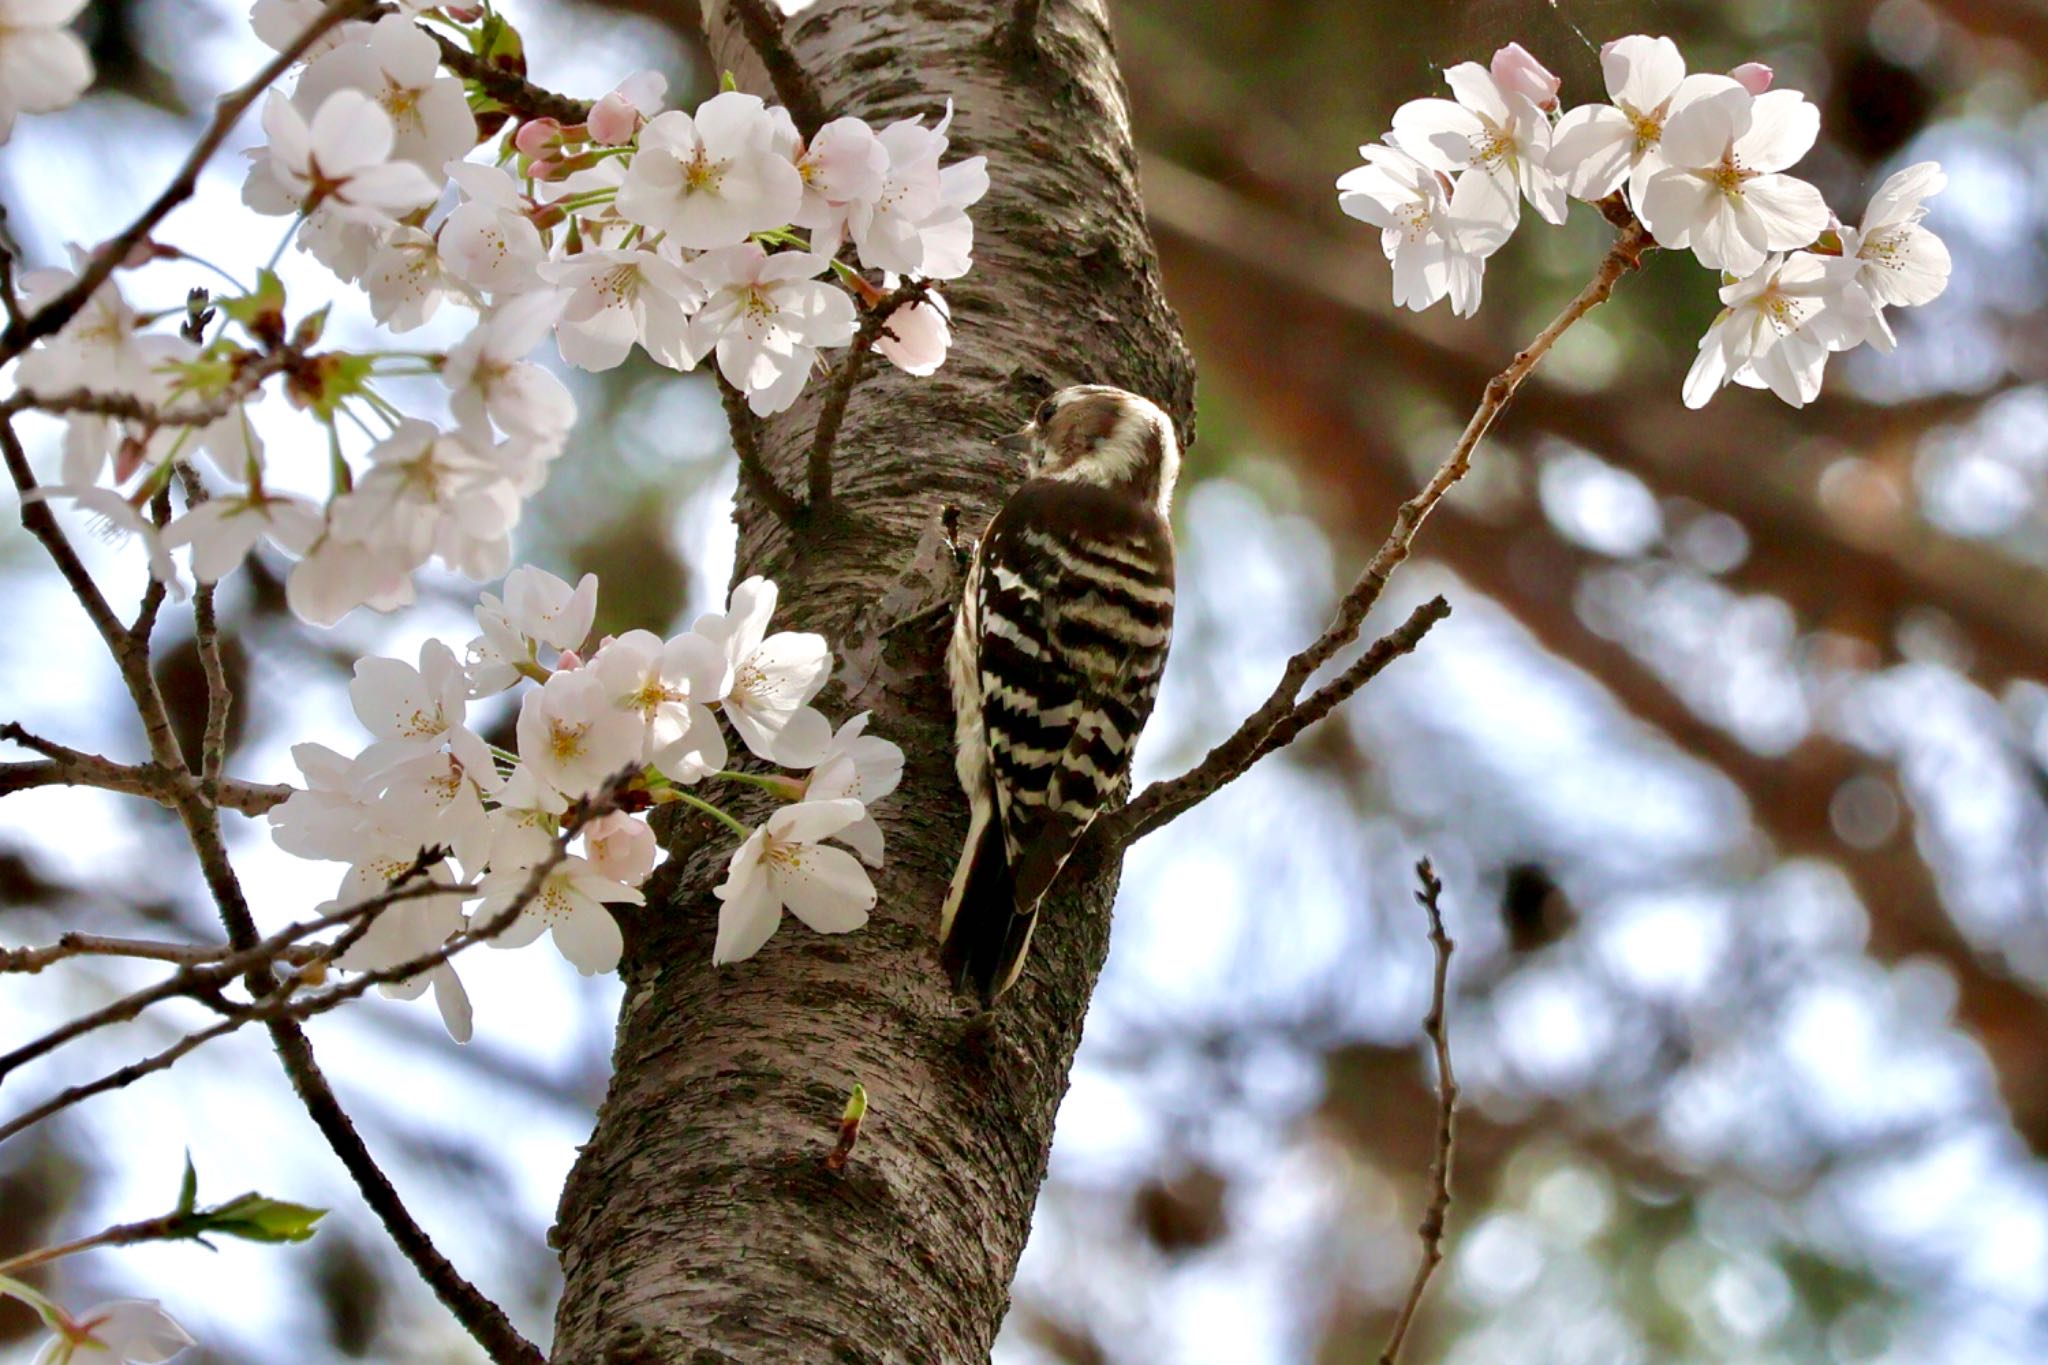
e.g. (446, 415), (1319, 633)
(1034, 399), (1057, 426)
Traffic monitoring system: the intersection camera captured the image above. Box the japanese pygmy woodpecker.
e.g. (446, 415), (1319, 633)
(940, 385), (1179, 1004)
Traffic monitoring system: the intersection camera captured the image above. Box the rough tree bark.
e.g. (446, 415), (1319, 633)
(548, 4), (1195, 1360)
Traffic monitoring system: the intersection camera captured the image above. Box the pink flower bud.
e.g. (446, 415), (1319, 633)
(587, 92), (640, 146)
(514, 118), (562, 159)
(1729, 62), (1774, 95)
(527, 157), (564, 181)
(1491, 41), (1560, 111)
(556, 648), (583, 671)
(585, 812), (658, 884)
(443, 3), (483, 19)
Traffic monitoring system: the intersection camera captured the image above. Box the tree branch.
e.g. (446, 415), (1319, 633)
(0, 932), (323, 975)
(717, 373), (805, 526)
(1005, 0), (1046, 62)
(0, 735), (290, 815)
(0, 0), (376, 363)
(424, 28), (593, 123)
(725, 0), (828, 139)
(807, 279), (929, 514)
(175, 468), (232, 795)
(1111, 213), (1652, 846)
(1379, 859), (1459, 1365)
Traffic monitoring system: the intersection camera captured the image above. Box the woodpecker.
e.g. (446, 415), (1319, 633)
(940, 385), (1179, 1004)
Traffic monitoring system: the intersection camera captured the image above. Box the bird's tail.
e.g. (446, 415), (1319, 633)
(939, 799), (1037, 1006)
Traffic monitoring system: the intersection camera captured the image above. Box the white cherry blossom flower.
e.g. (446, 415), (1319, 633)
(244, 88), (438, 224)
(800, 711), (903, 866)
(269, 742), (375, 861)
(789, 116), (891, 257)
(444, 291), (576, 448)
(485, 767), (568, 859)
(0, 0), (93, 144)
(712, 798), (876, 964)
(348, 637), (482, 777)
(439, 163), (548, 296)
(289, 205), (383, 283)
(1391, 60), (1568, 225)
(161, 486), (322, 583)
(844, 105), (989, 280)
(294, 14), (475, 182)
(589, 627), (728, 774)
(615, 92), (804, 249)
(285, 529), (417, 626)
(542, 247), (707, 372)
(1638, 85), (1830, 276)
(583, 811), (658, 884)
(694, 576), (834, 766)
(1338, 143), (1512, 316)
(328, 859), (475, 1042)
(478, 836), (642, 974)
(465, 564), (599, 692)
(333, 420), (519, 573)
(683, 244), (857, 416)
(362, 225), (455, 331)
(32, 1296), (194, 1365)
(1839, 160), (1951, 350)
(1548, 37), (1735, 205)
(364, 745), (501, 876)
(1683, 251), (1871, 410)
(515, 668), (646, 799)
(1490, 42), (1560, 113)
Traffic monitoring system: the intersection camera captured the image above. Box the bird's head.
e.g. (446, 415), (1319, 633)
(997, 385), (1180, 516)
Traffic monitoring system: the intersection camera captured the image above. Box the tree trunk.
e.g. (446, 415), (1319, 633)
(546, 4), (1194, 1360)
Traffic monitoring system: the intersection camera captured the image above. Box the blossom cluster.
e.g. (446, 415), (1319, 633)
(5, 5), (983, 624)
(268, 566), (902, 1041)
(1337, 37), (1952, 408)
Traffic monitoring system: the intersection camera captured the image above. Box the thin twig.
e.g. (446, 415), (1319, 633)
(717, 373), (805, 526)
(1110, 216), (1654, 847)
(0, 932), (323, 975)
(176, 467), (231, 795)
(0, 875), (460, 1080)
(1379, 859), (1459, 1365)
(726, 0), (828, 139)
(132, 486), (174, 647)
(0, 729), (289, 815)
(0, 0), (375, 363)
(807, 279), (929, 514)
(423, 28), (592, 123)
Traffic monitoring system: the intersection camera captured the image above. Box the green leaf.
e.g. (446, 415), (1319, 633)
(194, 1193), (327, 1245)
(176, 1153), (198, 1218)
(218, 270), (288, 350)
(720, 69), (739, 93)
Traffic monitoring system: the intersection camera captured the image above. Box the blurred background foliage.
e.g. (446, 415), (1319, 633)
(4, 1), (2048, 1362)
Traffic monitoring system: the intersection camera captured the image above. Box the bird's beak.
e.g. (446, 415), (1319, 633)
(995, 429), (1035, 454)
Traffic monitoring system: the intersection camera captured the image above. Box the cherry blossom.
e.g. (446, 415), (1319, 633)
(348, 637), (485, 778)
(465, 564), (599, 693)
(583, 811), (658, 884)
(790, 116), (891, 257)
(615, 92), (803, 249)
(161, 486), (323, 583)
(515, 668), (646, 800)
(1839, 161), (1951, 350)
(1337, 143), (1511, 317)
(1391, 59), (1568, 225)
(682, 244), (857, 416)
(22, 486), (185, 597)
(294, 14), (476, 183)
(1548, 36), (1737, 205)
(244, 88), (439, 225)
(439, 163), (548, 297)
(443, 292), (577, 449)
(1683, 251), (1871, 410)
(362, 225), (456, 331)
(589, 70), (666, 145)
(693, 576), (834, 766)
(269, 743), (376, 861)
(1490, 42), (1560, 113)
(711, 798), (876, 965)
(543, 247), (707, 372)
(0, 0), (94, 144)
(286, 530), (418, 626)
(366, 745), (500, 875)
(801, 712), (904, 866)
(478, 836), (642, 975)
(328, 859), (475, 1043)
(875, 282), (952, 377)
(332, 419), (520, 574)
(1638, 84), (1830, 276)
(248, 0), (366, 60)
(589, 628), (728, 776)
(846, 103), (989, 279)
(30, 1297), (194, 1365)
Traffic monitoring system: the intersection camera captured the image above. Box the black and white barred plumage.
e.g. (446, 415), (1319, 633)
(940, 386), (1179, 1003)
